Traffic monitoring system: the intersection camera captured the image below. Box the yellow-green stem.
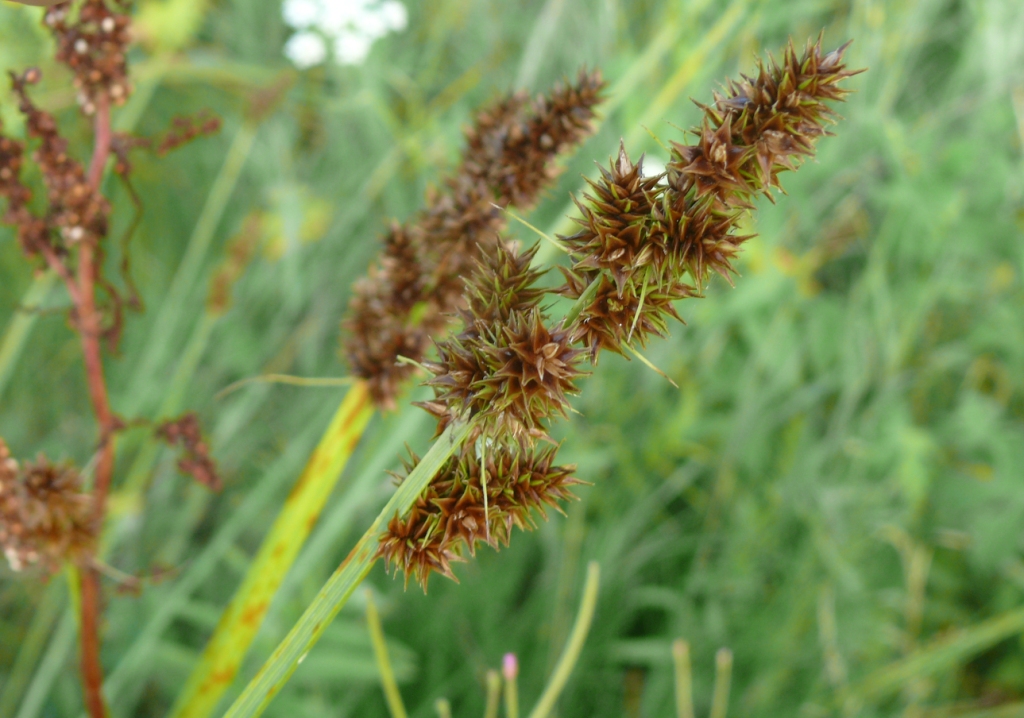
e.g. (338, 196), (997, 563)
(222, 419), (472, 718)
(366, 589), (409, 718)
(168, 382), (374, 718)
(527, 562), (600, 718)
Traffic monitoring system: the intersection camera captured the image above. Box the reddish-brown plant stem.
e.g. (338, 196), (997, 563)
(77, 95), (114, 718)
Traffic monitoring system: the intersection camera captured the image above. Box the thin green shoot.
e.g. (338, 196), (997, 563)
(709, 648), (733, 718)
(628, 268), (651, 343)
(527, 561), (601, 718)
(484, 669), (501, 718)
(215, 374), (353, 399)
(503, 654), (519, 718)
(494, 203), (569, 254)
(365, 589), (408, 718)
(434, 698), (453, 718)
(396, 354), (433, 375)
(672, 639), (694, 718)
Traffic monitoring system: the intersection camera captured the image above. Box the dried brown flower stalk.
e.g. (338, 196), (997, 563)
(0, 2), (222, 715)
(372, 37), (861, 590)
(344, 70), (605, 409)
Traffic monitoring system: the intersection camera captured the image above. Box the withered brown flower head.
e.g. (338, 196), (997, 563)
(344, 70), (605, 409)
(0, 439), (96, 573)
(45, 0), (133, 114)
(376, 439), (579, 590)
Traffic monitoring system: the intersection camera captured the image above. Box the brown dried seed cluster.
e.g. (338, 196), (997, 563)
(562, 37), (859, 358)
(377, 440), (580, 590)
(155, 414), (223, 492)
(46, 0), (133, 114)
(4, 69), (110, 255)
(0, 438), (97, 573)
(344, 70), (605, 409)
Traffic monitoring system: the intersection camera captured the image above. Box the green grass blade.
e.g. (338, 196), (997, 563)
(223, 420), (472, 718)
(0, 579), (64, 718)
(167, 382), (374, 718)
(123, 121), (257, 413)
(102, 423), (327, 706)
(846, 607), (1024, 706)
(13, 610), (76, 718)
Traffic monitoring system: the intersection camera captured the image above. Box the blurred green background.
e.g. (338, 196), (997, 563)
(2, 0), (1024, 716)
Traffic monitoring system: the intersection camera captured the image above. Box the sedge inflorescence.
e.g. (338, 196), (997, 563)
(353, 38), (860, 589)
(343, 69), (605, 409)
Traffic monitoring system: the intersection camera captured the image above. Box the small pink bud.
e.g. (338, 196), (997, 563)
(502, 653), (518, 680)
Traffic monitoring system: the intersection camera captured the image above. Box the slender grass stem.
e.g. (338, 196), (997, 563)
(709, 648), (733, 718)
(223, 420), (472, 718)
(434, 699), (453, 718)
(672, 639), (694, 718)
(503, 655), (520, 718)
(527, 562), (600, 718)
(365, 589), (408, 718)
(484, 670), (501, 718)
(214, 374), (352, 399)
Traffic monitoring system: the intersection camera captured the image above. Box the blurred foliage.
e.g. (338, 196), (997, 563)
(1, 0), (1023, 716)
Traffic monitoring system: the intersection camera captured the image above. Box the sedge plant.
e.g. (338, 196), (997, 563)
(220, 36), (862, 717)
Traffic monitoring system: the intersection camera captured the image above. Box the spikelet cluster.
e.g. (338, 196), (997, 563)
(561, 38), (859, 358)
(378, 440), (580, 588)
(344, 70), (604, 408)
(416, 242), (584, 441)
(0, 439), (97, 573)
(368, 38), (860, 590)
(45, 0), (133, 114)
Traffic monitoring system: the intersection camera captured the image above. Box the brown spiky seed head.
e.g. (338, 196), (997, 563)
(0, 439), (96, 573)
(376, 439), (579, 590)
(563, 38), (858, 353)
(559, 265), (694, 361)
(561, 143), (664, 295)
(418, 241), (584, 440)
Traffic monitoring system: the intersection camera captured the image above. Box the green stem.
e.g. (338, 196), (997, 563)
(527, 562), (600, 718)
(709, 649), (733, 718)
(223, 420), (472, 718)
(365, 589), (408, 718)
(671, 639), (694, 718)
